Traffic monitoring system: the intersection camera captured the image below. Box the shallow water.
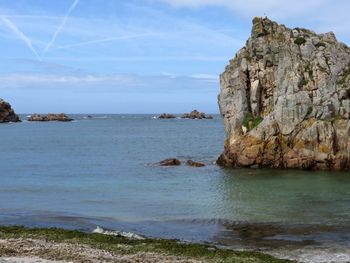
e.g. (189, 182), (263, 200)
(1, 115), (350, 262)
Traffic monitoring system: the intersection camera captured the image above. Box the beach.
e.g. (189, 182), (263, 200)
(0, 226), (287, 263)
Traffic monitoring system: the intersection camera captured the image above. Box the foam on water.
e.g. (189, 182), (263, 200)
(269, 248), (350, 263)
(92, 226), (145, 240)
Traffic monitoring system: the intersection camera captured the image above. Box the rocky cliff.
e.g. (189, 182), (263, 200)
(0, 99), (20, 123)
(218, 17), (350, 170)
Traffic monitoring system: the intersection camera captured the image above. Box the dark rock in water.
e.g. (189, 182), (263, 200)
(186, 160), (205, 167)
(158, 158), (181, 166)
(28, 113), (73, 122)
(181, 110), (213, 119)
(158, 113), (176, 119)
(218, 16), (350, 170)
(0, 99), (20, 123)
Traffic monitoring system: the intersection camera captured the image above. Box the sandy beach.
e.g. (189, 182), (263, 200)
(0, 238), (204, 263)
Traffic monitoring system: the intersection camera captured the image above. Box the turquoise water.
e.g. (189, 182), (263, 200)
(1, 115), (350, 260)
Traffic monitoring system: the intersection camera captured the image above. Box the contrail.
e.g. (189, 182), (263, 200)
(57, 33), (161, 49)
(0, 16), (40, 60)
(43, 0), (79, 55)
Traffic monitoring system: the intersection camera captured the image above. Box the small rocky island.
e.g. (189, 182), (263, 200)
(158, 110), (213, 119)
(0, 99), (20, 123)
(218, 17), (350, 170)
(28, 113), (73, 122)
(158, 113), (176, 119)
(181, 110), (213, 119)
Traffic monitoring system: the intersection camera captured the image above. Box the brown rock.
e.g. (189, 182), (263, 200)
(186, 160), (205, 167)
(0, 99), (20, 123)
(181, 110), (212, 119)
(158, 158), (181, 166)
(158, 113), (176, 119)
(28, 113), (73, 122)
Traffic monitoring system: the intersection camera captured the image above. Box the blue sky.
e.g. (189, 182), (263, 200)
(1, 0), (350, 113)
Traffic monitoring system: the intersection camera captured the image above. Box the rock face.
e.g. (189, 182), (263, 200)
(218, 17), (350, 170)
(28, 113), (73, 122)
(182, 110), (213, 119)
(0, 99), (20, 123)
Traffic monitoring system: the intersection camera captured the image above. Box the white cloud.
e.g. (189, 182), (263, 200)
(0, 73), (138, 88)
(161, 72), (177, 78)
(190, 73), (218, 83)
(43, 56), (229, 62)
(0, 71), (219, 89)
(190, 73), (217, 80)
(156, 0), (350, 44)
(157, 0), (328, 19)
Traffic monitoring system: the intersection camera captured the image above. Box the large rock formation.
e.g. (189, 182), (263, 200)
(0, 99), (20, 123)
(218, 17), (350, 170)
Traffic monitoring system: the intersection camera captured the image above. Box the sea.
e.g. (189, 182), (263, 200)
(1, 114), (350, 262)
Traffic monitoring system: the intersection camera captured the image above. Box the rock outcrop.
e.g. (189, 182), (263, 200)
(181, 110), (213, 119)
(0, 99), (20, 123)
(158, 113), (176, 119)
(218, 17), (350, 170)
(28, 113), (73, 122)
(186, 160), (206, 167)
(158, 158), (181, 166)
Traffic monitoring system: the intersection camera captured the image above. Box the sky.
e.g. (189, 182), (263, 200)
(1, 0), (350, 113)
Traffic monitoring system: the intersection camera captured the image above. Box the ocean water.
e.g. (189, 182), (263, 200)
(1, 114), (350, 262)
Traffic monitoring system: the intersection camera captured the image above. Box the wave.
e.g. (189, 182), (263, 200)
(92, 226), (145, 240)
(269, 247), (350, 263)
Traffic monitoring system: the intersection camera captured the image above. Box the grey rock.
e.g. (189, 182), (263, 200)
(218, 17), (350, 170)
(181, 110), (213, 119)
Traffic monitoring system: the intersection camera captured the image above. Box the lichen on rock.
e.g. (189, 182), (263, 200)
(217, 17), (350, 170)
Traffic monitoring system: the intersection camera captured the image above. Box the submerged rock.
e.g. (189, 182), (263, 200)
(218, 17), (350, 170)
(158, 113), (176, 119)
(186, 160), (206, 167)
(0, 99), (20, 123)
(158, 158), (181, 166)
(28, 113), (73, 122)
(181, 110), (213, 119)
